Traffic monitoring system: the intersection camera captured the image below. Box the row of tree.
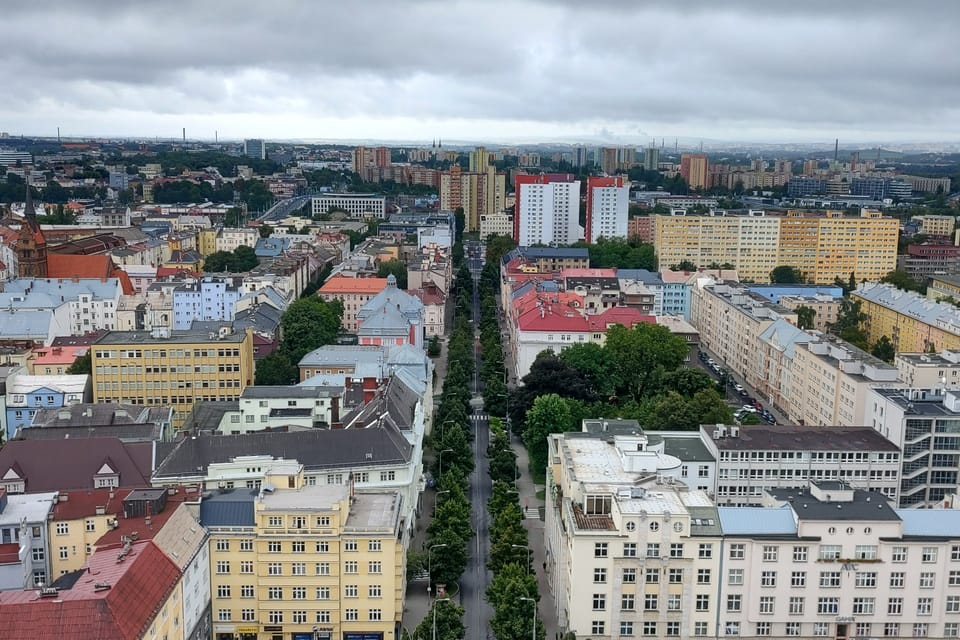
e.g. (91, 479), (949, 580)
(485, 417), (545, 640)
(478, 239), (514, 416)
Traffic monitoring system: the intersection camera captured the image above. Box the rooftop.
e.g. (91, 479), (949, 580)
(872, 388), (960, 416)
(766, 485), (900, 521)
(319, 275), (389, 294)
(702, 424), (899, 452)
(0, 438), (152, 493)
(345, 492), (402, 532)
(0, 491), (58, 526)
(95, 326), (247, 345)
(51, 488), (130, 521)
(717, 506), (798, 536)
(855, 282), (960, 336)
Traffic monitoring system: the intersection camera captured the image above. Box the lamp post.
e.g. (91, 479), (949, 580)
(438, 448), (454, 479)
(432, 597), (452, 640)
(520, 596), (537, 640)
(511, 544), (533, 575)
(428, 543), (447, 597)
(441, 419), (456, 440)
(501, 448), (519, 484)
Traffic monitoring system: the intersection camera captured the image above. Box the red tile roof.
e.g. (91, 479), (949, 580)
(52, 488), (131, 521)
(0, 540), (180, 640)
(319, 275), (389, 294)
(0, 438), (152, 493)
(95, 487), (200, 548)
(0, 543), (19, 565)
(46, 255), (135, 295)
(560, 267), (617, 279)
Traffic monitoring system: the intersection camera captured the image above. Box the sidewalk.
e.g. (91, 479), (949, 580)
(511, 438), (561, 640)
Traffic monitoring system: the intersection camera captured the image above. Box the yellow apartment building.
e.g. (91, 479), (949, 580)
(47, 488), (128, 577)
(91, 326), (255, 429)
(655, 209), (898, 283)
(202, 475), (404, 640)
(853, 282), (960, 352)
(198, 227), (219, 256)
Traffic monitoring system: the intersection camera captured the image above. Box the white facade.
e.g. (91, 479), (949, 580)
(311, 193), (386, 219)
(516, 179), (580, 246)
(219, 386), (341, 434)
(172, 277), (242, 330)
(215, 227), (259, 254)
(588, 183), (629, 242)
(479, 211), (513, 240)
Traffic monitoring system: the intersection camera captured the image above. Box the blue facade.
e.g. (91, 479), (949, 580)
(172, 278), (243, 330)
(617, 269), (691, 318)
(6, 386), (67, 440)
(747, 285), (844, 304)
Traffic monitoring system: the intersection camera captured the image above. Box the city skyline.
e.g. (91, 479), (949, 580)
(1, 1), (959, 144)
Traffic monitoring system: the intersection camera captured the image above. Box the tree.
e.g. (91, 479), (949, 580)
(830, 298), (869, 350)
(871, 335), (896, 363)
(258, 224), (273, 238)
(412, 599), (465, 640)
(605, 323), (690, 402)
(770, 265), (803, 284)
(453, 208), (465, 243)
(881, 269), (924, 293)
(522, 394), (574, 478)
(65, 351), (91, 375)
(427, 335), (442, 358)
(428, 527), (468, 590)
(486, 563), (545, 640)
(796, 305), (817, 330)
(254, 352), (297, 385)
(670, 259), (698, 271)
(377, 259), (408, 289)
(279, 297), (343, 363)
(558, 343), (618, 398)
(661, 368), (715, 397)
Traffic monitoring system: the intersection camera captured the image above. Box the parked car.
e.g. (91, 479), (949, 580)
(740, 405), (758, 413)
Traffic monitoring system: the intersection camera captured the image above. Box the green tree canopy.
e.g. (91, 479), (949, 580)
(65, 351), (91, 375)
(279, 297), (343, 364)
(605, 323), (690, 401)
(795, 304), (817, 330)
(770, 265), (803, 283)
(522, 394), (575, 477)
(871, 335), (896, 363)
(830, 298), (869, 350)
(377, 259), (408, 289)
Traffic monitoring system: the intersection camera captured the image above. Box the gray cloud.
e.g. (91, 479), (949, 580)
(0, 0), (958, 143)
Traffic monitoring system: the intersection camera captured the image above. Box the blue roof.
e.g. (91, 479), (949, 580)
(896, 509), (960, 537)
(199, 490), (257, 527)
(718, 506), (797, 535)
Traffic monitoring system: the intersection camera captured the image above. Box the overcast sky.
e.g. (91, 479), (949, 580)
(2, 1), (958, 145)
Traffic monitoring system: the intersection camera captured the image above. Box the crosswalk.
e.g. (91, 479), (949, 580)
(524, 507), (541, 520)
(470, 413), (489, 424)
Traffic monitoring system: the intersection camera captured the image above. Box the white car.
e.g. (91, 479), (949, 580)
(740, 405), (758, 413)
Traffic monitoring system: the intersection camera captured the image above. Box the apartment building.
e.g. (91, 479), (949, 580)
(0, 490), (56, 589)
(928, 275), (960, 302)
(788, 335), (899, 427)
(439, 164), (505, 232)
(701, 424), (900, 505)
(479, 210), (513, 240)
(755, 319), (814, 413)
(513, 173), (581, 246)
(914, 215), (956, 238)
(898, 243), (960, 281)
(777, 294), (841, 331)
(895, 350), (960, 390)
(317, 276), (389, 333)
(311, 194), (386, 219)
(201, 482), (404, 640)
(617, 269), (689, 316)
(717, 482), (960, 640)
(853, 283), (960, 352)
(90, 326), (255, 429)
(545, 431), (721, 639)
(217, 228), (260, 254)
(173, 277), (243, 330)
(680, 153), (709, 190)
(585, 176), (629, 242)
(867, 388), (960, 508)
(4, 370), (91, 440)
(655, 210), (898, 283)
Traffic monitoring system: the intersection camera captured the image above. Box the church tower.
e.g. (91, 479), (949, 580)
(17, 182), (47, 278)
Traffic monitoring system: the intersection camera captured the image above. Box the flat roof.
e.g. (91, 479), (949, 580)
(660, 433), (715, 462)
(345, 492), (402, 531)
(0, 491), (58, 526)
(703, 424), (899, 452)
(260, 483), (348, 511)
(768, 486), (900, 521)
(872, 388), (959, 416)
(718, 506), (798, 536)
(95, 328), (246, 345)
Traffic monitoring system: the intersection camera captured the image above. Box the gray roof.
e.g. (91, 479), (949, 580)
(30, 403), (171, 428)
(854, 282), (960, 336)
(182, 400), (239, 433)
(687, 506), (723, 537)
(616, 269), (664, 285)
(153, 426), (412, 480)
(18, 423), (161, 443)
(871, 388), (960, 416)
(510, 247), (589, 260)
(767, 486), (900, 521)
(702, 424), (900, 452)
(758, 317), (814, 359)
(718, 506), (798, 536)
(242, 385), (339, 399)
(96, 327), (247, 344)
(298, 344), (387, 370)
(198, 488), (258, 527)
(660, 434), (715, 462)
(0, 309), (52, 339)
(897, 509), (960, 539)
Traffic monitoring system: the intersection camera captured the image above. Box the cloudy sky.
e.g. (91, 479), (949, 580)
(2, 1), (958, 144)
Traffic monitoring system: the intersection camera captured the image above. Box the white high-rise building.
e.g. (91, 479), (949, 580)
(586, 176), (629, 242)
(514, 173), (581, 246)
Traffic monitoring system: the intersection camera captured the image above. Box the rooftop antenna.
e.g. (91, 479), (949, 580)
(215, 130), (218, 143)
(834, 138), (839, 161)
(699, 140), (703, 152)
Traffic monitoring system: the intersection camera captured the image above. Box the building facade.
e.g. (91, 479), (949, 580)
(513, 173), (581, 246)
(585, 176), (629, 243)
(311, 194), (386, 219)
(853, 283), (960, 353)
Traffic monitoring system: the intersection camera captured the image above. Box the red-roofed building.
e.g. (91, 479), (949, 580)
(318, 275), (389, 332)
(409, 282), (447, 337)
(48, 488), (132, 575)
(28, 345), (88, 375)
(47, 255), (135, 295)
(0, 540), (182, 640)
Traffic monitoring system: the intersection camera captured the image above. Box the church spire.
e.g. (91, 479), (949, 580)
(23, 181), (37, 228)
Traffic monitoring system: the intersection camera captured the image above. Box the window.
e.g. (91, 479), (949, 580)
(623, 543), (637, 557)
(593, 594), (606, 611)
(857, 623), (872, 639)
(668, 595), (681, 611)
(369, 585), (382, 598)
(817, 597), (839, 614)
(855, 571), (877, 587)
(946, 623), (959, 637)
(292, 587), (306, 600)
(699, 543), (713, 559)
(643, 622), (657, 637)
(729, 544), (745, 559)
(31, 548), (44, 562)
(884, 623), (900, 637)
(920, 572), (935, 589)
(368, 608), (382, 622)
(759, 596), (775, 614)
(85, 519), (96, 533)
(855, 544), (878, 560)
(762, 545), (778, 561)
(620, 621), (634, 637)
(694, 622), (708, 636)
(923, 547), (939, 563)
(240, 561), (253, 574)
(215, 539), (229, 552)
(670, 543), (684, 558)
(369, 539), (382, 552)
(761, 571), (777, 587)
(368, 561), (382, 574)
(216, 561), (230, 574)
(268, 611), (283, 624)
(791, 571), (806, 587)
(669, 568), (683, 583)
(697, 569), (711, 584)
(344, 585), (358, 598)
(696, 595), (710, 611)
(646, 543), (660, 558)
(890, 572), (905, 588)
(317, 516), (331, 526)
(953, 546), (960, 561)
(918, 598), (933, 615)
(268, 587), (283, 600)
(267, 562), (281, 575)
(267, 541), (281, 553)
(316, 562), (330, 576)
(793, 545), (808, 562)
(344, 540), (358, 552)
(644, 594), (658, 611)
(292, 611), (307, 624)
(621, 594), (635, 611)
(892, 546), (908, 563)
(241, 585), (254, 598)
(56, 522), (69, 535)
(594, 542), (608, 558)
(591, 621), (605, 635)
(267, 516), (282, 527)
(951, 571), (960, 586)
(819, 571), (841, 588)
(725, 622), (740, 636)
(593, 568), (607, 583)
(789, 597), (805, 615)
(317, 610), (331, 624)
(239, 539), (253, 552)
(727, 595), (742, 612)
(666, 622), (680, 637)
(756, 622), (772, 636)
(786, 622), (801, 636)
(317, 541), (329, 553)
(217, 609), (231, 622)
(853, 597), (875, 614)
(728, 569), (744, 585)
(888, 597), (903, 615)
(819, 544), (841, 560)
(317, 587), (331, 600)
(947, 596), (960, 613)
(292, 541), (305, 553)
(623, 568), (637, 583)
(241, 609), (255, 622)
(380, 470), (395, 481)
(344, 561), (358, 574)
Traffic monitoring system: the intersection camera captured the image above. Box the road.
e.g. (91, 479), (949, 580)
(460, 240), (495, 640)
(255, 194), (312, 222)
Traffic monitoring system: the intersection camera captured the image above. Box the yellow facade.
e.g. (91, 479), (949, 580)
(655, 211), (898, 283)
(853, 290), (960, 353)
(145, 581), (187, 640)
(91, 328), (255, 429)
(48, 497), (120, 577)
(207, 480), (403, 640)
(198, 228), (219, 257)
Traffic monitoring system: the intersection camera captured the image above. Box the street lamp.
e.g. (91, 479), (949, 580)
(432, 597), (452, 640)
(428, 543), (447, 597)
(438, 448), (454, 479)
(520, 596), (537, 640)
(511, 544), (533, 574)
(441, 419), (457, 440)
(501, 448), (519, 484)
